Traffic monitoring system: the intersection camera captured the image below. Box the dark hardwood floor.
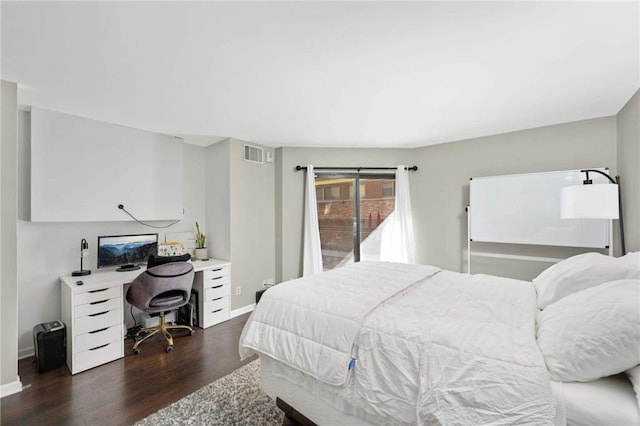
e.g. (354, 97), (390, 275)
(1, 313), (257, 426)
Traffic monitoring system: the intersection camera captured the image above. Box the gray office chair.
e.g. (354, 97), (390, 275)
(126, 260), (195, 354)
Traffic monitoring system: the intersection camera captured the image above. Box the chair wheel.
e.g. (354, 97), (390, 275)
(166, 345), (173, 353)
(189, 329), (195, 336)
(133, 348), (141, 355)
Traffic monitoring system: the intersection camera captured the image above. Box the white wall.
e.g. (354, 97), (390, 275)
(616, 89), (640, 253)
(1, 80), (20, 394)
(205, 139), (231, 261)
(411, 117), (618, 279)
(206, 138), (276, 310)
(272, 118), (618, 283)
(16, 110), (207, 356)
(229, 139), (276, 309)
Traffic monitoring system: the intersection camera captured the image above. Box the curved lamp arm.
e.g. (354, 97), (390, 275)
(579, 169), (625, 255)
(581, 169), (617, 185)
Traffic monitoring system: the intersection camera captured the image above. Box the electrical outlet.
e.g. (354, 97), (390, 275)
(235, 286), (241, 295)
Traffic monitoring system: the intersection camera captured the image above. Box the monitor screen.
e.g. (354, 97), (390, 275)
(97, 234), (158, 269)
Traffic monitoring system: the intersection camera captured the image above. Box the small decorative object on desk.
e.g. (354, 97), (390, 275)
(158, 241), (186, 257)
(194, 221), (208, 260)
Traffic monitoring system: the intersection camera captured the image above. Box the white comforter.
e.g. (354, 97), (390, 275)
(240, 262), (555, 425)
(240, 261), (441, 385)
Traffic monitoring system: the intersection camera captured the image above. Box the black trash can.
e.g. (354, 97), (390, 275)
(33, 321), (65, 373)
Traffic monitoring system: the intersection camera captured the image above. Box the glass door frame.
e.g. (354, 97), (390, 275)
(315, 171), (395, 264)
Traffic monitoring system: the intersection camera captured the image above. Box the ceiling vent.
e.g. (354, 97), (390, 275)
(243, 144), (264, 164)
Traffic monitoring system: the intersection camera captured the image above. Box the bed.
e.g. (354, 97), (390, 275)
(239, 253), (640, 425)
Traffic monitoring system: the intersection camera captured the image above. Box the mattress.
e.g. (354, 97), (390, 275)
(260, 355), (372, 425)
(262, 355), (640, 426)
(553, 375), (640, 426)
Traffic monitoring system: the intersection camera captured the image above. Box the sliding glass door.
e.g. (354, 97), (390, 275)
(315, 173), (395, 271)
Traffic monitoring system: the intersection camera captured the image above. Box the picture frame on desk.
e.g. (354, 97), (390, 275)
(158, 242), (186, 257)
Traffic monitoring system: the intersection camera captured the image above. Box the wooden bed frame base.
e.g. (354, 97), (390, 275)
(276, 397), (318, 426)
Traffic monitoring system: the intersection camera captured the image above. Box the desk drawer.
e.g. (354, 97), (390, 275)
(203, 306), (229, 327)
(205, 295), (228, 312)
(75, 324), (122, 352)
(75, 287), (121, 305)
(201, 273), (230, 289)
(75, 297), (121, 317)
(74, 340), (122, 373)
(203, 265), (230, 279)
(75, 308), (122, 335)
(204, 284), (230, 301)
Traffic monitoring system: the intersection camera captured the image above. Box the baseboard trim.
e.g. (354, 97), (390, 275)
(1, 377), (23, 398)
(230, 303), (255, 319)
(18, 347), (34, 360)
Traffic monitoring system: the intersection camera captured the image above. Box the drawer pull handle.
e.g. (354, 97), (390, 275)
(211, 268), (223, 272)
(211, 308), (222, 313)
(212, 297), (223, 301)
(212, 285), (223, 289)
(88, 311), (108, 317)
(89, 343), (109, 351)
(89, 327), (108, 334)
(90, 300), (108, 305)
(89, 288), (108, 294)
(210, 276), (223, 280)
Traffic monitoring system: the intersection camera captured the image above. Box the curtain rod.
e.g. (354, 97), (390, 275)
(295, 165), (418, 172)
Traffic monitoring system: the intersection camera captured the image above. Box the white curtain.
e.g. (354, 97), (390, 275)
(303, 165), (323, 276)
(380, 165), (416, 263)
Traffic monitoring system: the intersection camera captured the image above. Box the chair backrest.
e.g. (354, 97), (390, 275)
(126, 262), (195, 313)
(147, 253), (191, 269)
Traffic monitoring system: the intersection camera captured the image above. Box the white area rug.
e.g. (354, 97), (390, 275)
(135, 360), (283, 425)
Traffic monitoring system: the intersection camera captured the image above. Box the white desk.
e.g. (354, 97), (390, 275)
(60, 259), (231, 374)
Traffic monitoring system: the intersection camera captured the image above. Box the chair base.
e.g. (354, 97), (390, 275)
(132, 312), (194, 354)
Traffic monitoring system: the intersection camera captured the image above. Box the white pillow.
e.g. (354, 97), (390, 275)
(626, 365), (640, 410)
(536, 279), (640, 382)
(621, 251), (640, 267)
(534, 252), (640, 309)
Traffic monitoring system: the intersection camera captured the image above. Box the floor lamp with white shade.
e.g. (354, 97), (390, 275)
(560, 169), (625, 256)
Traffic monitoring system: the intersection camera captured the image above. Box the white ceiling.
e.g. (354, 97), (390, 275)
(1, 1), (638, 148)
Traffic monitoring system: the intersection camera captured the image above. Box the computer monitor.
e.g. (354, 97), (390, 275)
(97, 234), (158, 271)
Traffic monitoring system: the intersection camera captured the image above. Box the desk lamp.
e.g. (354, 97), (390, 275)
(72, 238), (92, 276)
(560, 169), (625, 255)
